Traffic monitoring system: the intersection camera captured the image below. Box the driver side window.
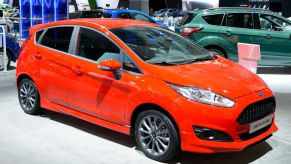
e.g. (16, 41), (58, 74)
(75, 27), (120, 62)
(259, 14), (284, 31)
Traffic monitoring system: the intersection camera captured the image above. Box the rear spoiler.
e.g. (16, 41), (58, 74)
(29, 24), (46, 35)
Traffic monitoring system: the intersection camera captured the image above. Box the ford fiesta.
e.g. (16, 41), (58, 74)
(16, 19), (278, 161)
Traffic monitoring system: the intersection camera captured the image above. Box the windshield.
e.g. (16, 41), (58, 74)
(110, 26), (214, 65)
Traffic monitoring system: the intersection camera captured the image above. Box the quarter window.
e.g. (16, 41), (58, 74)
(227, 13), (253, 29)
(35, 30), (44, 43)
(40, 27), (74, 53)
(202, 14), (224, 26)
(76, 27), (120, 62)
(123, 55), (140, 73)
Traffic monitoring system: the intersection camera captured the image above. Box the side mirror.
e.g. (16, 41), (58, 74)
(98, 59), (121, 71)
(98, 59), (122, 80)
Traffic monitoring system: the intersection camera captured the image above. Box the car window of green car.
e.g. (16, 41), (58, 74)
(226, 13), (253, 29)
(260, 14), (290, 28)
(202, 14), (224, 26)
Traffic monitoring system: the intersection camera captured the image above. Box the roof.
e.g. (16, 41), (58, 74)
(103, 9), (146, 14)
(29, 18), (157, 33)
(191, 7), (275, 14)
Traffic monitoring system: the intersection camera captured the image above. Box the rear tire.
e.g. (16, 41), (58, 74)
(18, 78), (42, 115)
(207, 48), (227, 58)
(135, 110), (180, 162)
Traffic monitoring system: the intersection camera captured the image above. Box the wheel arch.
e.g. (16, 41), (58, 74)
(17, 74), (34, 88)
(204, 44), (229, 58)
(130, 103), (180, 140)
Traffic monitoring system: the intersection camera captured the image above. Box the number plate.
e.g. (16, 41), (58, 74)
(249, 114), (273, 134)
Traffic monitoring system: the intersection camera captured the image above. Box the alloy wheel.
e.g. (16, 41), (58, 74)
(19, 80), (37, 111)
(137, 115), (170, 157)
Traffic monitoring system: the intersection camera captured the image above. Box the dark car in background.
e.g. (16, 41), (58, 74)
(70, 9), (168, 29)
(177, 7), (291, 66)
(0, 10), (20, 69)
(153, 8), (184, 17)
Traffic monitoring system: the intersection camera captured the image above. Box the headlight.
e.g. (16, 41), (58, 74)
(169, 84), (235, 108)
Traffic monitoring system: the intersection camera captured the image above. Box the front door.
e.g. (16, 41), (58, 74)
(256, 14), (291, 66)
(67, 26), (128, 125)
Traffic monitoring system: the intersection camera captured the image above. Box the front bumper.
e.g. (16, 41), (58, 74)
(175, 88), (278, 153)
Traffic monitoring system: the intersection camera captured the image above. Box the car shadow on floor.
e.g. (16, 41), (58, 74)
(42, 110), (273, 163)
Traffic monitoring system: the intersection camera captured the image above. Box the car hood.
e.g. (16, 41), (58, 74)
(144, 57), (268, 99)
(283, 25), (291, 32)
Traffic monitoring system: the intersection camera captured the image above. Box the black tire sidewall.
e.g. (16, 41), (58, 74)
(18, 78), (41, 115)
(134, 110), (180, 162)
(208, 48), (227, 58)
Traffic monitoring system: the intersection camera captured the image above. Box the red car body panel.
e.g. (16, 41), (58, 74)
(16, 19), (278, 153)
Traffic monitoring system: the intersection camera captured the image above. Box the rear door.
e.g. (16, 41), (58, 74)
(37, 26), (75, 107)
(256, 13), (291, 66)
(218, 13), (260, 62)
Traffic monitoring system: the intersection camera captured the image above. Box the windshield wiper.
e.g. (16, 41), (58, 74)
(148, 61), (178, 66)
(171, 56), (216, 65)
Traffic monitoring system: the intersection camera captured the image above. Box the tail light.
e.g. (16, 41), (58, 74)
(180, 27), (203, 36)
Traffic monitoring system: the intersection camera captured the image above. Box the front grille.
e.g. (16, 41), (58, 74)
(237, 97), (276, 125)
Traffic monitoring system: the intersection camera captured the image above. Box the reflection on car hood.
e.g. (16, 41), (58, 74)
(145, 56), (268, 99)
(283, 26), (291, 32)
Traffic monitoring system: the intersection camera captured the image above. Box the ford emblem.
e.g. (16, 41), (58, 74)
(258, 93), (264, 97)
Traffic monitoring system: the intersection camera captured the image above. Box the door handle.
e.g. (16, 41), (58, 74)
(71, 66), (83, 75)
(225, 30), (231, 36)
(34, 52), (42, 60)
(264, 34), (271, 39)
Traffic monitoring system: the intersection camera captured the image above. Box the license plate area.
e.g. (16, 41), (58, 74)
(249, 114), (273, 134)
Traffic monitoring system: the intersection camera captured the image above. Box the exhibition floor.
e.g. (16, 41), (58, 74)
(0, 64), (290, 164)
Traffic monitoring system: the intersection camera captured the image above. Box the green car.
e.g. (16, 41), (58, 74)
(177, 7), (291, 66)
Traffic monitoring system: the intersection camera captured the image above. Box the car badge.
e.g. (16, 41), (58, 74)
(258, 93), (264, 97)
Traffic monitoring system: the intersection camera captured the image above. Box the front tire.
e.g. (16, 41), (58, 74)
(18, 78), (41, 115)
(135, 110), (179, 162)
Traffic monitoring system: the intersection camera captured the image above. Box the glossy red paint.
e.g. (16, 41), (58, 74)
(16, 19), (278, 153)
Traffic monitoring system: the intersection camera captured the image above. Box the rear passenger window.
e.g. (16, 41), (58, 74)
(202, 14), (224, 25)
(40, 27), (74, 53)
(226, 13), (253, 29)
(76, 27), (120, 62)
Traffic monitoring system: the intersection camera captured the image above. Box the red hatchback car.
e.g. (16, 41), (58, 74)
(16, 19), (278, 161)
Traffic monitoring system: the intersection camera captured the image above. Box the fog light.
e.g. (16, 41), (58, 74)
(193, 126), (233, 142)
